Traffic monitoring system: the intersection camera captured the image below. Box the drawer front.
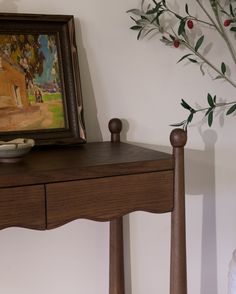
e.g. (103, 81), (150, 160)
(0, 185), (46, 230)
(46, 171), (173, 229)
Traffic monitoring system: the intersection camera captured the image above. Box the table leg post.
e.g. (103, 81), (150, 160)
(109, 218), (125, 294)
(170, 129), (187, 294)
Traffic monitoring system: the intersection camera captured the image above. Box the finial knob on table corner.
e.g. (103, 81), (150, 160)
(108, 118), (122, 142)
(170, 128), (187, 148)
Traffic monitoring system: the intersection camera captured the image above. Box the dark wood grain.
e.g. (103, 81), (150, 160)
(0, 142), (173, 188)
(0, 185), (45, 230)
(170, 129), (187, 294)
(108, 118), (125, 294)
(109, 218), (125, 294)
(46, 171), (173, 228)
(0, 126), (188, 294)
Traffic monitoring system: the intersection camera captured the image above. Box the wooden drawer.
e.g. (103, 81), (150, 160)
(0, 185), (46, 230)
(46, 171), (173, 229)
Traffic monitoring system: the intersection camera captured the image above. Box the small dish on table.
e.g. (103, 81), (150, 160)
(0, 138), (35, 163)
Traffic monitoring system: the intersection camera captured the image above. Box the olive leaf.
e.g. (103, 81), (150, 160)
(177, 53), (193, 63)
(207, 93), (215, 107)
(188, 58), (198, 63)
(162, 0), (166, 8)
(178, 19), (186, 35)
(207, 111), (214, 127)
(230, 4), (235, 17)
(226, 104), (236, 115)
(185, 3), (190, 15)
(221, 62), (226, 75)
(181, 99), (192, 110)
(130, 25), (142, 30)
(195, 35), (204, 52)
(187, 112), (194, 123)
(170, 120), (186, 127)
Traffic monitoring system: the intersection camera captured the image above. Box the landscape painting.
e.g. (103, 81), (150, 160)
(0, 33), (65, 132)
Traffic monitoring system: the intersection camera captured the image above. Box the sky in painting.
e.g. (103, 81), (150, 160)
(35, 34), (58, 85)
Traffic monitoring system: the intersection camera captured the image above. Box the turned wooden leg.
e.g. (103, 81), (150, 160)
(109, 218), (125, 294)
(108, 120), (125, 293)
(170, 129), (187, 294)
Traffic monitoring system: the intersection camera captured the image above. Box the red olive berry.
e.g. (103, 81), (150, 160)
(173, 40), (180, 48)
(187, 19), (193, 29)
(224, 19), (231, 27)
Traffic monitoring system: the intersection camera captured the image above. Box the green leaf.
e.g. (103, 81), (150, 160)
(175, 13), (183, 20)
(178, 19), (186, 36)
(205, 107), (213, 116)
(221, 62), (226, 75)
(226, 104), (236, 115)
(146, 6), (160, 15)
(181, 99), (192, 110)
(213, 95), (216, 103)
(207, 93), (215, 107)
(188, 58), (198, 63)
(170, 120), (186, 127)
(195, 35), (204, 52)
(177, 53), (193, 63)
(162, 0), (166, 8)
(187, 112), (194, 123)
(130, 25), (142, 30)
(230, 4), (235, 17)
(185, 3), (189, 15)
(208, 111), (213, 127)
(152, 10), (164, 25)
(140, 15), (148, 20)
(230, 27), (236, 32)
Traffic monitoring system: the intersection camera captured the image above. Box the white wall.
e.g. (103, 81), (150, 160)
(0, 0), (236, 293)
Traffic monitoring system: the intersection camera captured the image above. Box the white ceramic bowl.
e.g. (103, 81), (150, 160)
(0, 138), (35, 163)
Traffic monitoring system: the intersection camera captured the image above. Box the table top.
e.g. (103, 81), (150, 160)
(0, 142), (173, 188)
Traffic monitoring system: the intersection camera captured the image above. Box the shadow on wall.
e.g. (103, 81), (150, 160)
(74, 18), (103, 142)
(186, 129), (218, 294)
(121, 121), (218, 294)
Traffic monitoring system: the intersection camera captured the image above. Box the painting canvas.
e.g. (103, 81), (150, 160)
(0, 13), (86, 145)
(0, 34), (65, 131)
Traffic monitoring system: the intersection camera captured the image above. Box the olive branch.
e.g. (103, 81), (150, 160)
(127, 0), (236, 129)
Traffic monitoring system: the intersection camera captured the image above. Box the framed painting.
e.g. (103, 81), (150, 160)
(0, 13), (86, 145)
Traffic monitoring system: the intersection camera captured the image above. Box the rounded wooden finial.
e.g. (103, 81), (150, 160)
(170, 128), (187, 148)
(108, 118), (122, 142)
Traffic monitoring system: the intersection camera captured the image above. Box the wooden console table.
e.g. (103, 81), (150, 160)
(0, 119), (187, 294)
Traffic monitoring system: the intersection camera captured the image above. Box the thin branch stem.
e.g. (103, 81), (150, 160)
(189, 15), (215, 27)
(195, 0), (223, 33)
(213, 2), (236, 64)
(196, 0), (236, 65)
(195, 100), (236, 113)
(165, 6), (214, 27)
(216, 1), (231, 17)
(183, 42), (236, 88)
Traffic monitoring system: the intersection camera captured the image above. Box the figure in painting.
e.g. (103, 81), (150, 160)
(34, 88), (43, 103)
